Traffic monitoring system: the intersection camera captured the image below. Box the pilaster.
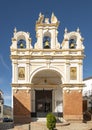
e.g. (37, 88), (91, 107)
(65, 60), (70, 83)
(78, 60), (83, 82)
(26, 60), (30, 82)
(13, 60), (18, 83)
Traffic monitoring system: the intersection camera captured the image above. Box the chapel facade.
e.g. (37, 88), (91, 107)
(10, 13), (85, 124)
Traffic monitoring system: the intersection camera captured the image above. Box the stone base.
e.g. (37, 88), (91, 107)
(63, 89), (83, 121)
(14, 115), (31, 124)
(64, 115), (83, 122)
(13, 90), (31, 124)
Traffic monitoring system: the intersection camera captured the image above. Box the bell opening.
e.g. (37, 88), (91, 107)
(44, 40), (50, 49)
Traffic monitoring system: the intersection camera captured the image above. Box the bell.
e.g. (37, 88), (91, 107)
(70, 43), (75, 49)
(44, 40), (50, 49)
(20, 42), (24, 48)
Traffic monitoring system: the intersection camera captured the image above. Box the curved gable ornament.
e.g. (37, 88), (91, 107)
(11, 29), (33, 49)
(63, 29), (84, 49)
(36, 13), (44, 24)
(14, 31), (30, 41)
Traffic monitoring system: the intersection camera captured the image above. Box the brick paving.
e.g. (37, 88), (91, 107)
(9, 121), (92, 130)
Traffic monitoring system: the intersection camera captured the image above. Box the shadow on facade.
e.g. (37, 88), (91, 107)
(13, 96), (31, 124)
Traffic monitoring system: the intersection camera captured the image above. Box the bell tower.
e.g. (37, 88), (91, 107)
(35, 13), (60, 49)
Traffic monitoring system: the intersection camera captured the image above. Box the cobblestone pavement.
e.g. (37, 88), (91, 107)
(57, 122), (92, 130)
(9, 121), (92, 130)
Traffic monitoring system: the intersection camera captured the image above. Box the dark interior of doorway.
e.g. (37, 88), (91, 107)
(35, 90), (52, 117)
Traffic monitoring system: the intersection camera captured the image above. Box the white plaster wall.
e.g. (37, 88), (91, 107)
(83, 79), (92, 96)
(83, 78), (92, 109)
(54, 86), (63, 112)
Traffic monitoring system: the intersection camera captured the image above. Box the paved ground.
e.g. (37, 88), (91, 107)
(9, 121), (92, 130)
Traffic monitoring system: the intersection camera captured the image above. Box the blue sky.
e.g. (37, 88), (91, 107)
(0, 0), (92, 106)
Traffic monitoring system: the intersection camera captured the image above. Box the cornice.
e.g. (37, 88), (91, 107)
(11, 83), (85, 89)
(10, 48), (31, 52)
(10, 54), (85, 60)
(11, 83), (58, 89)
(35, 22), (59, 30)
(11, 83), (33, 87)
(33, 84), (58, 88)
(10, 48), (84, 52)
(62, 83), (85, 88)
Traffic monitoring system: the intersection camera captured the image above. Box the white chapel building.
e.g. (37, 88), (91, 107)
(10, 13), (85, 124)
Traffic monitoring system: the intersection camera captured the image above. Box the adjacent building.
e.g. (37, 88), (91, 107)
(0, 90), (4, 120)
(83, 77), (92, 112)
(10, 13), (85, 124)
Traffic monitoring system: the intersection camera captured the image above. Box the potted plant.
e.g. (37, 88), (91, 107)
(46, 113), (56, 130)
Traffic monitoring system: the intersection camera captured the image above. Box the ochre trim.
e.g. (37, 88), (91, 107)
(11, 83), (33, 87)
(11, 48), (84, 52)
(10, 55), (84, 60)
(62, 83), (85, 88)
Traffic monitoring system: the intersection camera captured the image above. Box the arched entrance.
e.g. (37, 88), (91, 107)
(31, 69), (63, 117)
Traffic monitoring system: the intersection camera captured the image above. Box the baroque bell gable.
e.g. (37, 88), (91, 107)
(34, 13), (60, 49)
(11, 28), (33, 50)
(62, 28), (84, 50)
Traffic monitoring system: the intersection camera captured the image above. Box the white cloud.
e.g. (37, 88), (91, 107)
(0, 54), (10, 71)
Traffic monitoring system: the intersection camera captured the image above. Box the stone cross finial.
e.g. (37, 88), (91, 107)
(64, 28), (68, 34)
(77, 27), (80, 33)
(14, 27), (17, 33)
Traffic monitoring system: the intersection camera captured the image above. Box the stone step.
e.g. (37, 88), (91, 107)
(31, 117), (67, 123)
(32, 117), (46, 122)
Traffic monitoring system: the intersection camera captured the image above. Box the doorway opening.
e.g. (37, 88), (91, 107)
(35, 90), (52, 117)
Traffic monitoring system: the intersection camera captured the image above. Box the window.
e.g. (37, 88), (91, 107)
(17, 39), (26, 49)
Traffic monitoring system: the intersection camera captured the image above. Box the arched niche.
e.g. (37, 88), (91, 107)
(17, 39), (26, 49)
(43, 32), (51, 49)
(69, 36), (77, 49)
(16, 32), (28, 49)
(11, 31), (32, 49)
(31, 69), (62, 85)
